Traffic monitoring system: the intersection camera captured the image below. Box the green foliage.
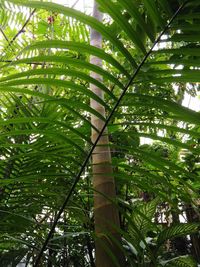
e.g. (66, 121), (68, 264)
(157, 223), (199, 248)
(0, 0), (200, 265)
(123, 199), (199, 266)
(160, 255), (198, 267)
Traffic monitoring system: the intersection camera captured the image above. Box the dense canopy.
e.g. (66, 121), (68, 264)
(0, 0), (200, 266)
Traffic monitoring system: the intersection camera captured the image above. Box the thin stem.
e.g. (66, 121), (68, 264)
(0, 9), (36, 60)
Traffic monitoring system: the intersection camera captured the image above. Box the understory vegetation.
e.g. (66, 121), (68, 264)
(0, 0), (200, 266)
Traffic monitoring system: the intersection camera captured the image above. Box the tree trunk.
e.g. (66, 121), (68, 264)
(90, 2), (124, 267)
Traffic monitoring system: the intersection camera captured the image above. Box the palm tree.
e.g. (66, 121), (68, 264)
(0, 0), (200, 266)
(90, 2), (124, 266)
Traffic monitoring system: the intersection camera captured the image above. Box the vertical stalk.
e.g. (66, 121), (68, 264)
(90, 1), (124, 266)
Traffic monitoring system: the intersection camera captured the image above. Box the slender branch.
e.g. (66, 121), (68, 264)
(71, 0), (80, 8)
(0, 28), (10, 44)
(33, 2), (189, 266)
(0, 9), (36, 60)
(9, 9), (36, 45)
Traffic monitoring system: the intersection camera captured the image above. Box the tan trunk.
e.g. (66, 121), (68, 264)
(90, 2), (124, 266)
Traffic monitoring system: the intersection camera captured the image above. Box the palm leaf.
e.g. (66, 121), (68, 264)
(0, 0), (200, 265)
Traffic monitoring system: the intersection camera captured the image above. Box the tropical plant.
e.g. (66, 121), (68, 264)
(122, 198), (199, 266)
(0, 0), (200, 266)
